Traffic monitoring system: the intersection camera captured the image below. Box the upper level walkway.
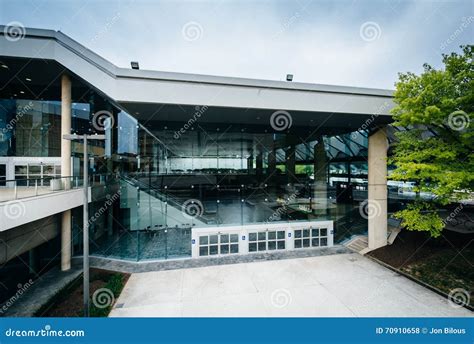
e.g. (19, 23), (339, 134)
(0, 176), (91, 232)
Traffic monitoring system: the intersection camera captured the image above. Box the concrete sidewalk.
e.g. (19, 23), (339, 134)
(110, 253), (472, 317)
(1, 264), (82, 317)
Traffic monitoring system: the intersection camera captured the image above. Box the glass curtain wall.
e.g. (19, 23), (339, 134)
(0, 96), (417, 262)
(0, 97), (373, 261)
(0, 99), (91, 157)
(90, 117), (380, 261)
(91, 123), (333, 261)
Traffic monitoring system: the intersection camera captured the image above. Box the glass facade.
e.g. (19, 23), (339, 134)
(0, 93), (376, 261)
(0, 99), (91, 157)
(0, 64), (396, 263)
(79, 120), (377, 261)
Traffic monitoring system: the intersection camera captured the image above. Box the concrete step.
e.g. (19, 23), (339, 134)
(344, 235), (369, 255)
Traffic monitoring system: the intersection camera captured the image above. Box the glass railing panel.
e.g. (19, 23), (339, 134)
(166, 226), (192, 259)
(242, 182), (272, 225)
(0, 176), (83, 203)
(91, 228), (139, 261)
(215, 179), (242, 226)
(110, 174), (192, 260)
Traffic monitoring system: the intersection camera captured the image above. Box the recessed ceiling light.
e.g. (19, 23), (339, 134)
(25, 77), (32, 82)
(1, 64), (8, 69)
(20, 91), (25, 94)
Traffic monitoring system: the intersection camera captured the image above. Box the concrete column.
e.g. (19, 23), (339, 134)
(61, 74), (72, 271)
(256, 153), (263, 176)
(268, 151), (276, 173)
(267, 138), (277, 175)
(28, 247), (38, 275)
(61, 211), (71, 270)
(107, 207), (114, 237)
(313, 139), (328, 215)
(247, 157), (254, 174)
(347, 161), (352, 184)
(286, 145), (296, 181)
(368, 127), (388, 250)
(61, 74), (72, 186)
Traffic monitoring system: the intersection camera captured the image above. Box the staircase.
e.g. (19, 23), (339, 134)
(344, 235), (369, 254)
(344, 221), (402, 255)
(120, 176), (210, 229)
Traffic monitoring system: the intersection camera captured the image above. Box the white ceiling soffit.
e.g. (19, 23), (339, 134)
(0, 26), (394, 116)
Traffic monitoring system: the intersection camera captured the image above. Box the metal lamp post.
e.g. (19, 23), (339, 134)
(63, 134), (106, 317)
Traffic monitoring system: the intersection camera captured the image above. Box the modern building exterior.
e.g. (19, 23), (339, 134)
(0, 26), (399, 283)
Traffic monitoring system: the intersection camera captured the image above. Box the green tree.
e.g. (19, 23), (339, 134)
(390, 45), (474, 237)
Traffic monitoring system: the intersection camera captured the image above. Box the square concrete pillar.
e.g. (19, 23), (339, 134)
(286, 145), (296, 181)
(268, 151), (276, 172)
(313, 138), (328, 215)
(368, 127), (388, 250)
(61, 74), (72, 271)
(256, 153), (263, 176)
(247, 157), (254, 174)
(61, 74), (72, 188)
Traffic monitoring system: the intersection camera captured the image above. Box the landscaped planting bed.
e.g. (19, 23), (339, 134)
(36, 268), (129, 317)
(369, 230), (473, 308)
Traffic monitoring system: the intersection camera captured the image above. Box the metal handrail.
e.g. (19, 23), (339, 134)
(120, 174), (214, 225)
(0, 175), (84, 202)
(1, 175), (77, 183)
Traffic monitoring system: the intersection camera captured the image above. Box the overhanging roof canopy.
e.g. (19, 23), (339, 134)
(0, 26), (394, 134)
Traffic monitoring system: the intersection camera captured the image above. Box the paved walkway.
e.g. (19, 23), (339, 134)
(110, 253), (473, 317)
(1, 264), (82, 317)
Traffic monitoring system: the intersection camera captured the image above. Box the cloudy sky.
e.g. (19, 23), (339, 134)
(1, 0), (473, 89)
